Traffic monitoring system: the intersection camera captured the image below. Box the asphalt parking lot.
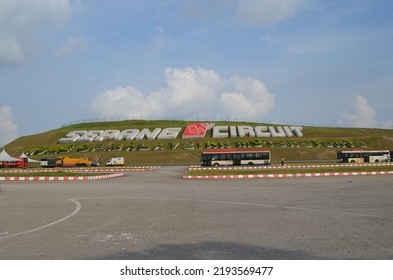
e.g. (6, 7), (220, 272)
(1, 166), (393, 259)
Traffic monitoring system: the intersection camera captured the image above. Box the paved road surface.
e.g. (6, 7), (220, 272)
(1, 166), (392, 259)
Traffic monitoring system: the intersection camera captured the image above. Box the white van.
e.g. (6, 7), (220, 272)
(106, 157), (125, 166)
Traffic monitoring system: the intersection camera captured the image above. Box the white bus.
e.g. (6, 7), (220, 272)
(201, 149), (271, 166)
(337, 150), (391, 163)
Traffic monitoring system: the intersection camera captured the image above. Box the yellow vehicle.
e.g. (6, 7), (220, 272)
(56, 156), (91, 167)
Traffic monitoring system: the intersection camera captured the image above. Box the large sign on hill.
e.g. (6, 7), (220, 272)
(21, 123), (369, 156)
(58, 123), (304, 143)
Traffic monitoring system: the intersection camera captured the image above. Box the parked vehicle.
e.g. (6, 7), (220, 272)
(337, 150), (390, 163)
(0, 157), (28, 168)
(200, 149), (271, 166)
(106, 157), (125, 166)
(40, 156), (91, 167)
(40, 158), (57, 168)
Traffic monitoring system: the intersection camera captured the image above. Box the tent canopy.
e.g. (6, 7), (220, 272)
(0, 149), (21, 162)
(19, 152), (39, 163)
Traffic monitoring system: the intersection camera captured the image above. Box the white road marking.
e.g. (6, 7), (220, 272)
(2, 195), (391, 241)
(74, 196), (393, 221)
(0, 198), (81, 240)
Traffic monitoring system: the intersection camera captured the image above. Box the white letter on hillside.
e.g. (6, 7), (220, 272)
(269, 126), (286, 137)
(283, 126), (293, 137)
(255, 126), (271, 138)
(58, 131), (86, 143)
(213, 126), (228, 138)
(94, 130), (120, 142)
(114, 129), (140, 141)
(237, 126), (256, 137)
(157, 128), (181, 139)
(135, 128), (162, 140)
(291, 126), (303, 137)
(230, 126), (237, 137)
(77, 130), (103, 142)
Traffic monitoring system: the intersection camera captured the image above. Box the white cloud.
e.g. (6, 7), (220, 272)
(53, 36), (88, 57)
(150, 26), (168, 54)
(0, 38), (25, 64)
(90, 67), (274, 121)
(0, 0), (71, 65)
(235, 0), (310, 26)
(90, 86), (147, 119)
(338, 95), (377, 128)
(221, 76), (274, 119)
(0, 106), (19, 146)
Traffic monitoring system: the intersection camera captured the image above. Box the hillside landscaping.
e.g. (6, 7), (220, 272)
(3, 120), (393, 166)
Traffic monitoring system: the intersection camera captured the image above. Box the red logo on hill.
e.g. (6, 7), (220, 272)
(182, 123), (215, 138)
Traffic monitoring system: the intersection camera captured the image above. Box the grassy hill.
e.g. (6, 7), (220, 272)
(3, 120), (393, 166)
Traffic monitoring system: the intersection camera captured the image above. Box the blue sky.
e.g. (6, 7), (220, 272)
(1, 0), (393, 146)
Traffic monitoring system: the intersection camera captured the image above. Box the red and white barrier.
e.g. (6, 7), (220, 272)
(183, 171), (393, 179)
(0, 166), (160, 173)
(0, 173), (124, 181)
(189, 162), (393, 170)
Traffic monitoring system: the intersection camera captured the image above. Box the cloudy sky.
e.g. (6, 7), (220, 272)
(1, 0), (392, 146)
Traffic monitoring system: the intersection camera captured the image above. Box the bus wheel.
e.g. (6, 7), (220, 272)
(213, 163), (219, 167)
(375, 159), (379, 163)
(350, 160), (355, 163)
(247, 162), (254, 166)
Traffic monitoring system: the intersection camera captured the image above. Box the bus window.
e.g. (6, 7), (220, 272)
(246, 153), (253, 159)
(200, 150), (271, 166)
(233, 153), (241, 165)
(201, 154), (210, 161)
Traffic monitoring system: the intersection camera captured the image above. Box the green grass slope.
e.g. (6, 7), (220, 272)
(3, 120), (393, 166)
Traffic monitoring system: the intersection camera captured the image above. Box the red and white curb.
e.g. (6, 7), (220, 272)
(0, 173), (124, 181)
(189, 162), (393, 170)
(183, 171), (393, 179)
(0, 166), (160, 173)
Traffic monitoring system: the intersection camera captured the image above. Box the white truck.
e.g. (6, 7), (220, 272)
(106, 157), (125, 166)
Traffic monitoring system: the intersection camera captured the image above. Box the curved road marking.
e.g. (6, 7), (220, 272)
(0, 199), (81, 240)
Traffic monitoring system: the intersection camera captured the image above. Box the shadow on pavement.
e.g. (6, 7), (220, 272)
(91, 241), (317, 260)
